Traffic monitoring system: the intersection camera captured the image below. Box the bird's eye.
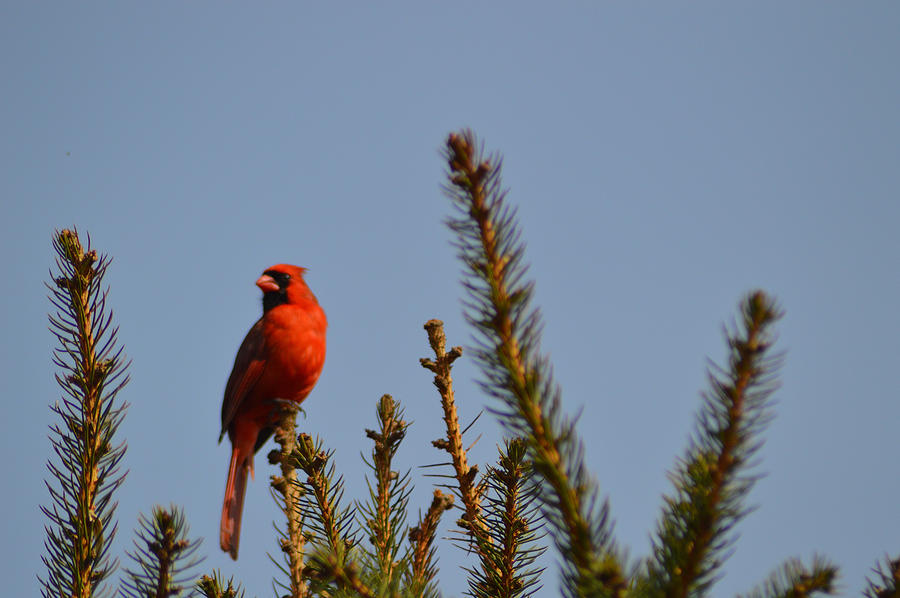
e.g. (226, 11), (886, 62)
(264, 270), (291, 286)
(264, 270), (288, 280)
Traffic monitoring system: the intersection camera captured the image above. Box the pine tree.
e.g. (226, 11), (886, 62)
(38, 130), (898, 598)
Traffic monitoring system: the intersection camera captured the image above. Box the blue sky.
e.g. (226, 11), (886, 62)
(2, 3), (898, 596)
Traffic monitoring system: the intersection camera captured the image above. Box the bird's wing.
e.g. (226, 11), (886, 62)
(219, 318), (268, 441)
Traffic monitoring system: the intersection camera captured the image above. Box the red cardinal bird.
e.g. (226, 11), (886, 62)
(219, 264), (327, 559)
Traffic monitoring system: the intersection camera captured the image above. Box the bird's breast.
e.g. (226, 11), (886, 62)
(259, 303), (327, 402)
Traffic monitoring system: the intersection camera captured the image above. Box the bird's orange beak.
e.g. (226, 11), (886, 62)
(256, 274), (280, 293)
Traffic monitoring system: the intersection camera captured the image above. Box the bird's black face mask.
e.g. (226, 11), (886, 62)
(262, 270), (291, 313)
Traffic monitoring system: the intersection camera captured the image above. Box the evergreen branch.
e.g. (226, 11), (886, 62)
(864, 555), (900, 598)
(292, 433), (360, 593)
(121, 505), (202, 598)
(294, 433), (357, 553)
(358, 394), (412, 592)
(464, 438), (546, 598)
(645, 292), (784, 598)
(268, 403), (308, 598)
(196, 572), (245, 598)
(40, 228), (130, 598)
(736, 556), (837, 598)
(306, 555), (378, 598)
(443, 130), (624, 598)
(420, 319), (486, 544)
(405, 490), (455, 598)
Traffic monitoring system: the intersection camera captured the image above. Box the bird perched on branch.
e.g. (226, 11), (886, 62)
(219, 264), (327, 559)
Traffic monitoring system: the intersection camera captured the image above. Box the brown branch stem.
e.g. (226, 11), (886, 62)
(57, 231), (105, 598)
(365, 394), (406, 582)
(421, 320), (485, 541)
(271, 403), (308, 598)
(408, 489), (454, 595)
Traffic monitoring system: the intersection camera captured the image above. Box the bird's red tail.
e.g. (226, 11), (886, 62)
(220, 446), (249, 560)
